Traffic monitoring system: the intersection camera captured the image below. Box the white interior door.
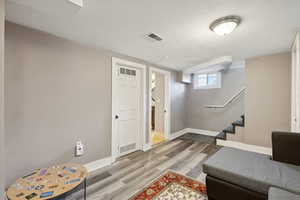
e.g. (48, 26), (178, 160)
(291, 33), (300, 132)
(115, 65), (142, 156)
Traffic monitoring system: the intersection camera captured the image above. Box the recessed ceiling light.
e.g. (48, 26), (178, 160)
(210, 15), (241, 36)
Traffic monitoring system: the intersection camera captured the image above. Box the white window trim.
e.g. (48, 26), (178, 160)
(193, 72), (222, 90)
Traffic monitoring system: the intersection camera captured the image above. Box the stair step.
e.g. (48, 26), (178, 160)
(215, 132), (226, 140)
(241, 115), (245, 119)
(218, 115), (245, 143)
(223, 125), (234, 134)
(232, 120), (244, 127)
(241, 114), (245, 124)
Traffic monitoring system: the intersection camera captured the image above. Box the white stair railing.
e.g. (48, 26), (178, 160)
(204, 87), (246, 109)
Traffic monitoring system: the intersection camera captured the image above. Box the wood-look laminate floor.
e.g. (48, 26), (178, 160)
(75, 134), (221, 200)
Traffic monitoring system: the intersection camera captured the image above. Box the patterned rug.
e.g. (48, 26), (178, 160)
(130, 171), (207, 200)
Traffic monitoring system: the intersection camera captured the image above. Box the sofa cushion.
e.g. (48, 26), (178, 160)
(203, 147), (300, 195)
(269, 187), (300, 200)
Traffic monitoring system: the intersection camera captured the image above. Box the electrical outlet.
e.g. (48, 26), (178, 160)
(75, 141), (84, 157)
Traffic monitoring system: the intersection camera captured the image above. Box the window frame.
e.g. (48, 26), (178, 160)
(193, 72), (222, 90)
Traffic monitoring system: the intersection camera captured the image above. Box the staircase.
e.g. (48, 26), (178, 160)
(216, 115), (245, 142)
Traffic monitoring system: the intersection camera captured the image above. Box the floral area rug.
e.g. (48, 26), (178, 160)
(130, 171), (207, 200)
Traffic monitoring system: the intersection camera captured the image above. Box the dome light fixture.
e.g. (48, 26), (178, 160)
(210, 15), (241, 36)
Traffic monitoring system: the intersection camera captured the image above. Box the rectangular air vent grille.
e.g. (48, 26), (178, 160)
(119, 143), (136, 153)
(120, 68), (136, 76)
(147, 33), (163, 41)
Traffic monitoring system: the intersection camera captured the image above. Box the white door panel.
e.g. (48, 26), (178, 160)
(119, 121), (138, 144)
(116, 66), (141, 156)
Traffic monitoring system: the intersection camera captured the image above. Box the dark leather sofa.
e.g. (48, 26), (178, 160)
(203, 131), (300, 200)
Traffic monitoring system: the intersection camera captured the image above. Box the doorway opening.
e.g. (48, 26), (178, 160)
(149, 68), (171, 146)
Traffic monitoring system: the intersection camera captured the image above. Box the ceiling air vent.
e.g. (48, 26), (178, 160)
(147, 33), (163, 41)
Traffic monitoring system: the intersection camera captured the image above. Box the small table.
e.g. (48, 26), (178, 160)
(6, 163), (88, 200)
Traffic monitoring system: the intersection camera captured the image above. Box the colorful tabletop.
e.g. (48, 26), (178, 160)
(6, 163), (87, 200)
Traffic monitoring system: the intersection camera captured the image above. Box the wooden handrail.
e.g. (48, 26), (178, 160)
(204, 87), (246, 109)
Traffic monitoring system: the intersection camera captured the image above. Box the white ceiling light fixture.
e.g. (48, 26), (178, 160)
(67, 0), (83, 7)
(210, 15), (241, 36)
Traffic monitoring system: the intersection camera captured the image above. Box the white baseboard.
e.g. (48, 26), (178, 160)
(169, 129), (187, 140)
(84, 157), (115, 173)
(185, 128), (219, 137)
(217, 139), (272, 155)
(143, 143), (151, 151)
(169, 128), (219, 140)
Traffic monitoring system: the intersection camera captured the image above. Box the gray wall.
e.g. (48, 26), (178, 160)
(0, 0), (5, 198)
(245, 52), (291, 147)
(5, 22), (187, 185)
(171, 73), (187, 132)
(186, 68), (245, 132)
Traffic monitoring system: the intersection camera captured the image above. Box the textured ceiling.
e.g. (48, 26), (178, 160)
(6, 0), (300, 70)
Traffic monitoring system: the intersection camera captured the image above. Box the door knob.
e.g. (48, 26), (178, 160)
(115, 115), (119, 119)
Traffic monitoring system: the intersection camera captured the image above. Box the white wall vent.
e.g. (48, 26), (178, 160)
(119, 143), (136, 153)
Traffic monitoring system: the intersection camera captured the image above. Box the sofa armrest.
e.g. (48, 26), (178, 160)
(272, 131), (300, 166)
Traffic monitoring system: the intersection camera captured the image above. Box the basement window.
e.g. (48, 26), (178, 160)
(194, 72), (221, 89)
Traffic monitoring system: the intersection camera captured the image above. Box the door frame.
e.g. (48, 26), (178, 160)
(111, 57), (147, 160)
(148, 67), (171, 146)
(291, 33), (300, 132)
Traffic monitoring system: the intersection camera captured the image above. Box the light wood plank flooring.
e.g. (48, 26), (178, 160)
(73, 134), (221, 200)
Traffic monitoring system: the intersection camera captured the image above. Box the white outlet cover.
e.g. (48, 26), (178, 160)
(67, 0), (83, 7)
(75, 141), (84, 156)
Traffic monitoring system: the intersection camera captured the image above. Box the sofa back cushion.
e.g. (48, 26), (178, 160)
(272, 131), (300, 166)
